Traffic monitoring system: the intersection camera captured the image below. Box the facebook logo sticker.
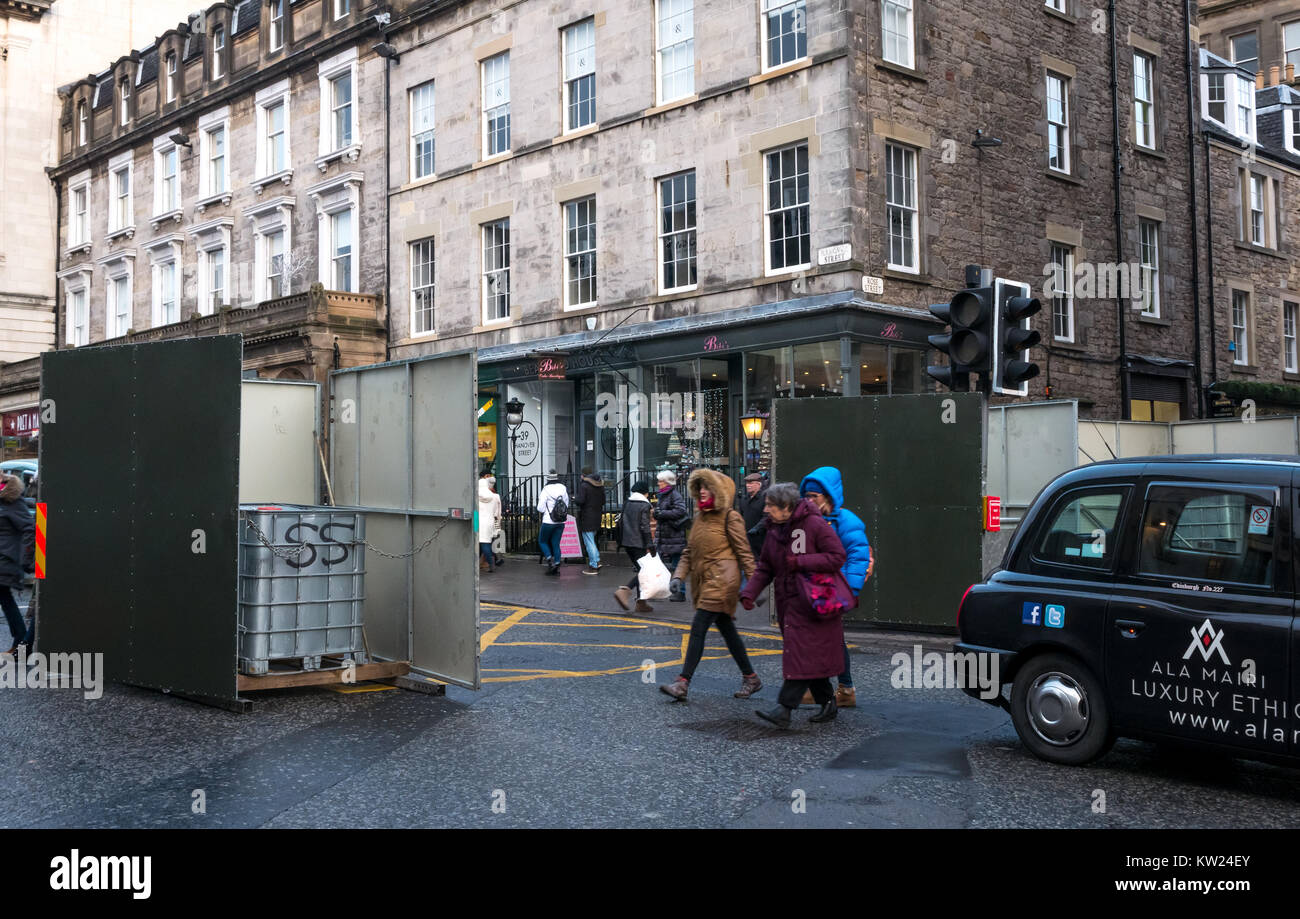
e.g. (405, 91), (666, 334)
(1045, 604), (1065, 628)
(1022, 602), (1043, 626)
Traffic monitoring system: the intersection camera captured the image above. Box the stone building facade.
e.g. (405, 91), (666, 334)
(1198, 53), (1300, 409)
(0, 0), (202, 458)
(379, 0), (1205, 480)
(45, 0), (400, 429)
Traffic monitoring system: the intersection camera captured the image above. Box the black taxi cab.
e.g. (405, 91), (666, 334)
(956, 455), (1296, 766)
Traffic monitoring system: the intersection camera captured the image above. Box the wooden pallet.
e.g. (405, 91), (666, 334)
(237, 658), (411, 692)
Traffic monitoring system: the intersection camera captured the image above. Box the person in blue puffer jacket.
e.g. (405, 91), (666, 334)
(799, 466), (873, 709)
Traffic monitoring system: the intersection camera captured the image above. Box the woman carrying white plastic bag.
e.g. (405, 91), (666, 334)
(637, 552), (672, 600)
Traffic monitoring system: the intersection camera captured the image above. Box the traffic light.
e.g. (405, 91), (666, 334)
(926, 286), (995, 390)
(993, 279), (1042, 395)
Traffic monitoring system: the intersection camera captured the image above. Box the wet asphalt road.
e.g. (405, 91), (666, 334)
(4, 572), (1300, 828)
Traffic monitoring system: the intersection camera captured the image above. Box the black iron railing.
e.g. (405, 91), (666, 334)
(498, 466), (748, 556)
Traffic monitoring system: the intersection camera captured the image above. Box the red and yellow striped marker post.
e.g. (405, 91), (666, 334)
(35, 502), (46, 579)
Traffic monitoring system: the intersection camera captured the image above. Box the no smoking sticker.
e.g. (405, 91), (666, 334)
(1248, 506), (1271, 535)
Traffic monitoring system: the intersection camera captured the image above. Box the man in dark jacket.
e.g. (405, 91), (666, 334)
(736, 472), (768, 558)
(0, 475), (35, 654)
(653, 469), (689, 601)
(574, 467), (607, 576)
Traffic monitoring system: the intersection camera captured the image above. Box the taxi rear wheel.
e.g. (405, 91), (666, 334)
(1010, 653), (1114, 766)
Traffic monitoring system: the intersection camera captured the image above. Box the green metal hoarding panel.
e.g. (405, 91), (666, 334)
(773, 393), (984, 628)
(39, 336), (242, 701)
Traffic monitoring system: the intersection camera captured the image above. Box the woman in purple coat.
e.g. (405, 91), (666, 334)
(740, 482), (847, 727)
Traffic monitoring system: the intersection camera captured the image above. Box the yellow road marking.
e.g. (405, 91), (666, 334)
(489, 622), (651, 629)
(325, 683), (397, 694)
(480, 649), (783, 682)
(479, 606), (532, 653)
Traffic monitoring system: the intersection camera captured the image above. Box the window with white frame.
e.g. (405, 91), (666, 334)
(1231, 289), (1249, 364)
(410, 238), (435, 335)
(1049, 242), (1075, 341)
(119, 77), (131, 126)
(260, 95), (289, 176)
(202, 122), (228, 197)
(148, 243), (182, 327)
(1230, 31), (1257, 73)
(1045, 0), (1065, 11)
(762, 0), (806, 70)
(1286, 21), (1300, 70)
(410, 81), (435, 180)
(1138, 218), (1160, 317)
(329, 70), (354, 150)
(111, 164), (132, 232)
(1236, 75), (1254, 140)
(656, 0), (694, 104)
(482, 218), (510, 322)
(885, 141), (918, 272)
(156, 144), (179, 213)
(563, 19), (596, 132)
(212, 25), (225, 79)
(1288, 106), (1300, 156)
(265, 229), (286, 300)
(68, 284), (89, 346)
(1047, 71), (1070, 173)
(482, 52), (510, 157)
(1247, 173), (1267, 246)
(78, 101), (88, 145)
(331, 209), (353, 291)
(658, 171), (696, 293)
(269, 0), (285, 51)
(108, 271), (132, 338)
(1286, 302), (1299, 373)
(1206, 73), (1225, 124)
(882, 0), (914, 69)
(564, 197), (597, 308)
(765, 142), (810, 274)
(201, 244), (227, 312)
(334, 0), (351, 19)
(70, 182), (89, 245)
(166, 53), (177, 102)
(1134, 52), (1155, 149)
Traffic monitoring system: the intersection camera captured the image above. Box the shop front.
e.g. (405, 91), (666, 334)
(1, 405), (39, 461)
(479, 295), (937, 497)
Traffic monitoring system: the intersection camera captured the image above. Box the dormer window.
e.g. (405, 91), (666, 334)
(78, 101), (88, 145)
(166, 52), (177, 102)
(1206, 73), (1225, 124)
(334, 0), (351, 19)
(119, 77), (131, 126)
(212, 25), (225, 79)
(1286, 105), (1300, 156)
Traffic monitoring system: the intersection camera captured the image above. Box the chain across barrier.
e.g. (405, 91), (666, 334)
(242, 514), (457, 562)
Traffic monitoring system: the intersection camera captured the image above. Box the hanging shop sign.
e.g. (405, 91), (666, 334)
(1, 408), (39, 438)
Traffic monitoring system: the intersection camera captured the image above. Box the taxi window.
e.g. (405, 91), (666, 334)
(1138, 487), (1275, 588)
(1033, 490), (1125, 569)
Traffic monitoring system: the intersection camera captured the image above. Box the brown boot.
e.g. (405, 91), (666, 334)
(836, 685), (857, 708)
(614, 587), (633, 611)
(635, 600), (654, 613)
(734, 673), (763, 698)
(659, 677), (689, 700)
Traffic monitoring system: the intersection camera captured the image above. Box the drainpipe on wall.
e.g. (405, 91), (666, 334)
(1183, 0), (1204, 417)
(1203, 132), (1218, 386)
(1108, 0), (1130, 419)
(381, 33), (392, 362)
(51, 173), (62, 351)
